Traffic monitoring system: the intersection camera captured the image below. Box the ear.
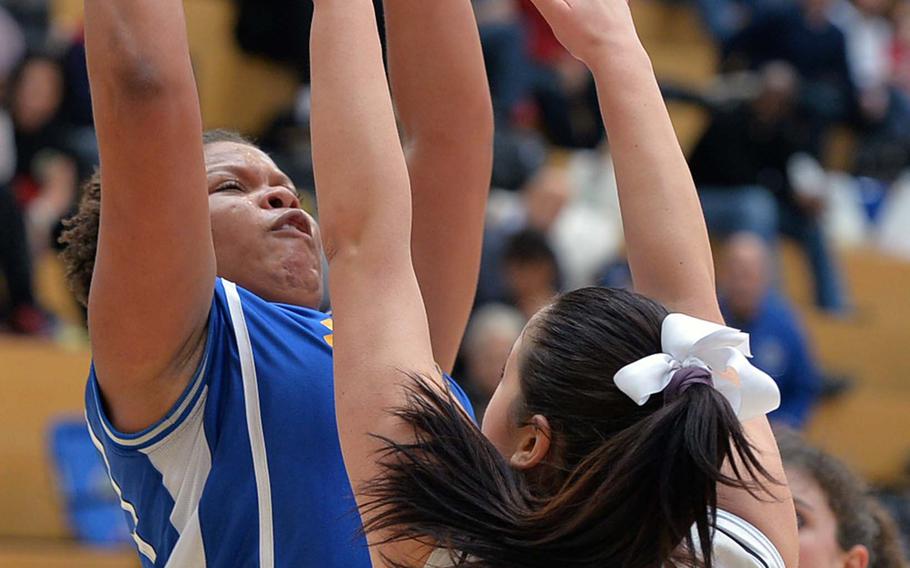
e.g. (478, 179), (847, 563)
(509, 415), (552, 471)
(843, 544), (870, 568)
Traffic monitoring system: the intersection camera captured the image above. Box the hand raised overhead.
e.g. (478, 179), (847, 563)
(527, 0), (637, 66)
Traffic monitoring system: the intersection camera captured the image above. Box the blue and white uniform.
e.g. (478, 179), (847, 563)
(85, 279), (475, 568)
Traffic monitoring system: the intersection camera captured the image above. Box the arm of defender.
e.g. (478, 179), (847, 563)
(310, 1), (442, 564)
(527, 0), (797, 563)
(383, 0), (494, 373)
(85, 0), (214, 432)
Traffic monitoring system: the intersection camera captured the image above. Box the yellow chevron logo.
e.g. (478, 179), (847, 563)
(321, 318), (334, 347)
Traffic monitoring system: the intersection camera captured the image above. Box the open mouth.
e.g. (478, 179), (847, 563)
(271, 210), (313, 237)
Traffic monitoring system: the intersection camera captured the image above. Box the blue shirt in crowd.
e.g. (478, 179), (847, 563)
(723, 291), (821, 428)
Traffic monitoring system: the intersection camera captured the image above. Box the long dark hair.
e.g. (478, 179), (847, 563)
(362, 287), (773, 567)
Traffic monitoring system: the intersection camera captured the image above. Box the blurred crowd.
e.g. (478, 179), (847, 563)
(455, 0), (910, 424)
(0, 0), (95, 334)
(0, 0), (909, 561)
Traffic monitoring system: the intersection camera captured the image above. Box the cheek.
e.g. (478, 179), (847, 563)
(209, 201), (262, 265)
(797, 526), (839, 568)
(481, 383), (514, 457)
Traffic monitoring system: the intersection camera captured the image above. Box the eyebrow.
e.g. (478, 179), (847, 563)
(207, 164), (297, 192)
(794, 497), (814, 511)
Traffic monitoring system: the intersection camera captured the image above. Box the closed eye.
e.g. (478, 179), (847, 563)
(214, 181), (244, 193)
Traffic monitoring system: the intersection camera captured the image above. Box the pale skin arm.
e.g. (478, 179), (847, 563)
(310, 1), (441, 564)
(528, 0), (798, 563)
(84, 0), (213, 432)
(383, 0), (494, 373)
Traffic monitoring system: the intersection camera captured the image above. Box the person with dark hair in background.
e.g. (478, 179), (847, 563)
(690, 62), (850, 313)
(724, 0), (856, 146)
(501, 228), (560, 319)
(62, 0), (492, 565)
(9, 52), (79, 260)
(459, 303), (526, 420)
(719, 232), (822, 428)
(314, 0), (799, 565)
(777, 428), (910, 568)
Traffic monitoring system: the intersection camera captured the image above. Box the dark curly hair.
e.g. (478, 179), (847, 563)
(58, 130), (256, 307)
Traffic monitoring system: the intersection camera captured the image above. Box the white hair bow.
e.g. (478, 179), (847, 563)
(613, 314), (781, 421)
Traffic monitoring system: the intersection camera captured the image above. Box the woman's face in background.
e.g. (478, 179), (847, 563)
(787, 466), (867, 568)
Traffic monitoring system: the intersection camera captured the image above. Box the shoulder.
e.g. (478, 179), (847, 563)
(709, 509), (787, 568)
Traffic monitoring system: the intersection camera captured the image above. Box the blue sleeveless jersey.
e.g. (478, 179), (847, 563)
(84, 279), (475, 568)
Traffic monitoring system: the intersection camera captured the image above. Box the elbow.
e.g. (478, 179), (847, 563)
(100, 28), (184, 101)
(318, 212), (369, 266)
(112, 59), (168, 99)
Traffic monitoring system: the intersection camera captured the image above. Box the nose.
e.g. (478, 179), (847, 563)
(259, 186), (301, 210)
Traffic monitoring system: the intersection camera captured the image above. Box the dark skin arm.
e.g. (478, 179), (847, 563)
(85, 0), (213, 432)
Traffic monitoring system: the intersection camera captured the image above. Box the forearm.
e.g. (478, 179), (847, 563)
(310, 0), (412, 260)
(383, 0), (493, 144)
(85, 0), (198, 104)
(383, 0), (494, 371)
(85, 0), (206, 222)
(588, 33), (719, 322)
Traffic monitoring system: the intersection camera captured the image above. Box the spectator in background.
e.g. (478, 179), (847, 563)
(830, 0), (910, 229)
(0, 5), (25, 81)
(0, 22), (50, 334)
(501, 229), (560, 320)
(0, 0), (50, 51)
(8, 53), (78, 263)
(724, 0), (855, 153)
(479, 161), (616, 304)
(690, 62), (850, 313)
(893, 1), (910, 98)
(719, 233), (821, 428)
(475, 0), (529, 121)
(777, 428), (910, 568)
(459, 303), (526, 419)
(516, 0), (602, 148)
(0, 97), (41, 333)
(695, 0), (785, 44)
(832, 0), (893, 94)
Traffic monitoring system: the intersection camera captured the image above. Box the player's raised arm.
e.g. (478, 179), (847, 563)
(84, 0), (214, 432)
(383, 0), (494, 373)
(310, 1), (442, 563)
(520, 0), (717, 320)
(527, 0), (798, 562)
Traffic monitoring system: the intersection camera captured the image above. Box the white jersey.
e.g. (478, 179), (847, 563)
(425, 509), (785, 568)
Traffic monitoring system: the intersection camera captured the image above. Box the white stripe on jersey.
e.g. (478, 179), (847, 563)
(142, 386), (212, 568)
(98, 353), (209, 448)
(85, 415), (158, 564)
(224, 280), (276, 568)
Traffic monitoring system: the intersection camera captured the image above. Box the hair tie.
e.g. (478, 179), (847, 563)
(663, 366), (714, 403)
(613, 313), (781, 421)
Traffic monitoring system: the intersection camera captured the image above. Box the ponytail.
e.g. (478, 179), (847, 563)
(361, 375), (773, 568)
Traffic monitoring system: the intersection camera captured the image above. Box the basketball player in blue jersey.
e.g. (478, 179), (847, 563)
(61, 0), (492, 566)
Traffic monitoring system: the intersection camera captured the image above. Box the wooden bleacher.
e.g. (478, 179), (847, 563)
(782, 245), (910, 483)
(0, 333), (137, 566)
